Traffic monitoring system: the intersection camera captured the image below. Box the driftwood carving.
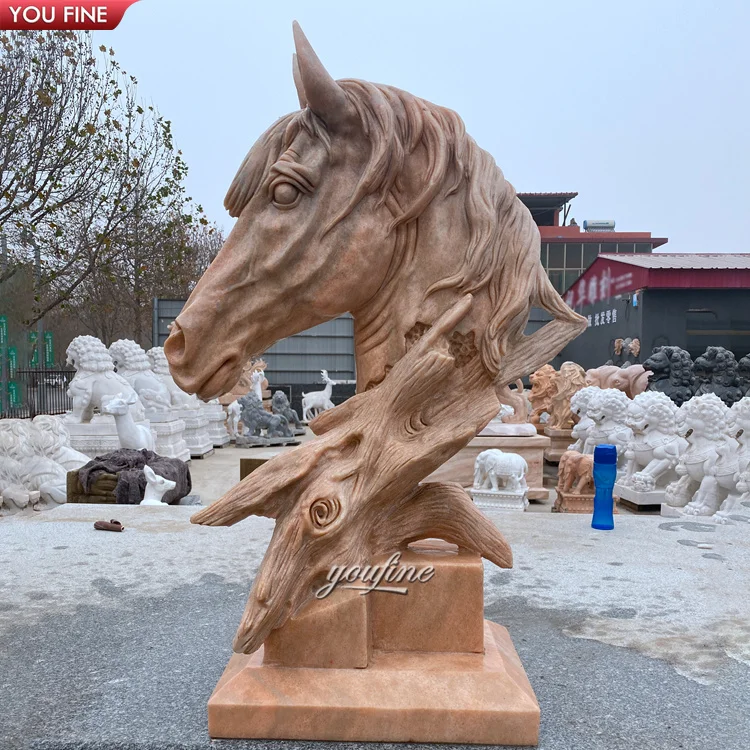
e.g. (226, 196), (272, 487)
(165, 23), (586, 654)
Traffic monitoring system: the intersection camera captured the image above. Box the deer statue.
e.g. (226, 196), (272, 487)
(102, 393), (155, 452)
(301, 370), (336, 422)
(140, 464), (177, 506)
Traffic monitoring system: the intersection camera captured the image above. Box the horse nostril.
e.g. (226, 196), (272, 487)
(164, 322), (186, 364)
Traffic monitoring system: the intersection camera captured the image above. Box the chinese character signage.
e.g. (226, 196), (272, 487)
(44, 331), (54, 368)
(8, 381), (21, 407)
(7, 345), (17, 379)
(0, 315), (7, 347)
(587, 308), (618, 328)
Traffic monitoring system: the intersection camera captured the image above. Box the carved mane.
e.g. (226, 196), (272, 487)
(225, 82), (580, 379)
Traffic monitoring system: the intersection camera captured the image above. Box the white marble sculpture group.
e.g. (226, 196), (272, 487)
(550, 378), (750, 522)
(0, 416), (89, 513)
(62, 336), (224, 459)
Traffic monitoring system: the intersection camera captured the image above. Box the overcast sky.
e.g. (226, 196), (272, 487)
(101, 0), (749, 253)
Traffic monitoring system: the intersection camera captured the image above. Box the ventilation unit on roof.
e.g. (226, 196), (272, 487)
(583, 219), (616, 232)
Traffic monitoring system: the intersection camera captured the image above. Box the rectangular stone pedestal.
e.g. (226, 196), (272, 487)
(543, 427), (573, 463)
(207, 541), (539, 745)
(426, 435), (550, 501)
(554, 490), (618, 514)
(614, 482), (663, 513)
(209, 621), (539, 745)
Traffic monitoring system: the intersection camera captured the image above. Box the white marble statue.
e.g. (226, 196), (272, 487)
(250, 370), (264, 402)
(140, 464), (176, 506)
(28, 415), (89, 470)
(567, 386), (600, 452)
(147, 346), (200, 408)
(616, 392), (688, 501)
(470, 448), (529, 511)
(109, 340), (172, 414)
(64, 335), (144, 423)
(301, 370), (335, 422)
(663, 393), (733, 518)
(0, 420), (68, 508)
(0, 423), (37, 512)
(582, 388), (633, 462)
(102, 392), (156, 451)
(227, 400), (242, 440)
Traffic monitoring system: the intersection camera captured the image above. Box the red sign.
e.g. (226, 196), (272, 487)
(0, 0), (139, 30)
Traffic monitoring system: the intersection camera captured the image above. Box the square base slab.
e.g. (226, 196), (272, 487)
(208, 620), (540, 745)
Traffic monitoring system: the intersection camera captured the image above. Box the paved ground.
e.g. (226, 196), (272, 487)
(1, 450), (749, 749)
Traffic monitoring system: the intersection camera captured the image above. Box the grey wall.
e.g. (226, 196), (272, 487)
(152, 299), (356, 386)
(559, 295), (643, 371)
(640, 289), (750, 361)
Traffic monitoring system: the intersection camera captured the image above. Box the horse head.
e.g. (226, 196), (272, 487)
(165, 22), (585, 399)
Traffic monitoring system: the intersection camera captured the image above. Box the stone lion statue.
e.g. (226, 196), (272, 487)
(528, 364), (556, 425)
(28, 415), (89, 470)
(583, 388), (632, 459)
(737, 354), (750, 396)
(109, 339), (172, 414)
(619, 392), (688, 493)
(643, 345), (694, 406)
(693, 346), (744, 406)
(665, 393), (731, 515)
(547, 361), (586, 431)
(239, 392), (292, 439)
(147, 346), (199, 408)
(65, 335), (144, 423)
(271, 391), (304, 430)
(567, 386), (600, 452)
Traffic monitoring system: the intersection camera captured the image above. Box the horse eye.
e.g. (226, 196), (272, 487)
(272, 182), (300, 207)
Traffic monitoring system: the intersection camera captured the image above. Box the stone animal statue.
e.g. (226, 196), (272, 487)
(0, 419), (68, 507)
(301, 370), (335, 422)
(250, 370), (265, 401)
(272, 390), (304, 429)
(473, 449), (528, 492)
(567, 386), (600, 452)
(586, 364), (648, 399)
(0, 425), (37, 512)
(692, 346), (744, 406)
(582, 388), (633, 461)
(227, 400), (242, 439)
(239, 392), (293, 439)
(643, 346), (694, 406)
(29, 415), (89, 470)
(547, 361), (587, 430)
(147, 346), (200, 408)
(664, 393), (731, 516)
(557, 451), (594, 495)
(102, 392), (156, 451)
(109, 339), (172, 414)
(141, 464), (177, 506)
(528, 364), (556, 425)
(619, 391), (688, 493)
(737, 354), (750, 396)
(164, 23), (586, 654)
(64, 335), (145, 423)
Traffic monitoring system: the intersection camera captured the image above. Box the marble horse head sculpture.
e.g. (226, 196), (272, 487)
(165, 23), (586, 654)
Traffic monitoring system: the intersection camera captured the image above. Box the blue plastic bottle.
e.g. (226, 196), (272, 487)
(591, 444), (617, 530)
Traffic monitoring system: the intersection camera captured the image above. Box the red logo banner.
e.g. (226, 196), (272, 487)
(0, 0), (139, 30)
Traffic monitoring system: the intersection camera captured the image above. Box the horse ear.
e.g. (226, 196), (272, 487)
(143, 464), (156, 482)
(292, 21), (352, 130)
(292, 53), (307, 109)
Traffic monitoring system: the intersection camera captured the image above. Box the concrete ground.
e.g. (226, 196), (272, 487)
(1, 448), (749, 749)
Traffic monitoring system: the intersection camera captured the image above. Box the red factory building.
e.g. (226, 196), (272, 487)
(559, 254), (750, 370)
